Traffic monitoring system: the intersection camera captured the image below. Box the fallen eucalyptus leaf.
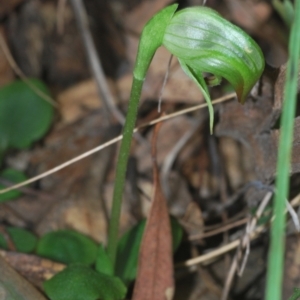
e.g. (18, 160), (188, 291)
(0, 256), (47, 300)
(115, 217), (182, 285)
(132, 121), (174, 300)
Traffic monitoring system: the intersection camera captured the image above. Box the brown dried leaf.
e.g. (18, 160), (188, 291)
(0, 0), (23, 18)
(216, 69), (300, 182)
(28, 113), (122, 242)
(58, 80), (102, 124)
(0, 255), (47, 300)
(132, 121), (174, 300)
(180, 201), (204, 238)
(0, 28), (15, 87)
(224, 0), (271, 31)
(0, 250), (65, 290)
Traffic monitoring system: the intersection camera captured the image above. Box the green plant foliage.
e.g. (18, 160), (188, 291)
(0, 79), (54, 152)
(289, 288), (300, 300)
(115, 220), (145, 285)
(36, 230), (98, 265)
(44, 264), (127, 300)
(6, 227), (37, 253)
(95, 244), (114, 276)
(115, 217), (182, 284)
(272, 0), (294, 27)
(0, 168), (27, 202)
(0, 233), (7, 249)
(0, 227), (37, 253)
(171, 217), (183, 251)
(265, 0), (300, 298)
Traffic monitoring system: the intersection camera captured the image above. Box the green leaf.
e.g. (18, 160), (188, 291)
(171, 216), (183, 252)
(95, 244), (114, 276)
(44, 264), (127, 300)
(0, 168), (27, 203)
(288, 288), (300, 300)
(273, 0), (294, 27)
(7, 227), (37, 253)
(0, 227), (37, 253)
(115, 216), (182, 285)
(0, 233), (7, 249)
(115, 220), (145, 285)
(36, 230), (98, 265)
(0, 79), (54, 152)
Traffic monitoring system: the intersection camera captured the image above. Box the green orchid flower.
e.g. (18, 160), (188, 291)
(107, 4), (265, 265)
(135, 4), (265, 130)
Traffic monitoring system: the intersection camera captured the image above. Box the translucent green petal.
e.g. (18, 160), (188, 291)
(163, 6), (265, 103)
(179, 59), (214, 132)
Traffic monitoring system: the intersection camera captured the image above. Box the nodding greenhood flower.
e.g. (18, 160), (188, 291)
(107, 5), (265, 265)
(133, 4), (265, 131)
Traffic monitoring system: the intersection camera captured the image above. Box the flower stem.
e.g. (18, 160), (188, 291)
(107, 76), (144, 267)
(265, 1), (300, 299)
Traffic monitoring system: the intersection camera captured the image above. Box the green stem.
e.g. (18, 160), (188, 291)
(105, 4), (177, 269)
(107, 77), (144, 267)
(265, 1), (300, 299)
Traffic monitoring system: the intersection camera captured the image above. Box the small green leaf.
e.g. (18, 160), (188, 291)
(0, 79), (54, 152)
(171, 216), (183, 252)
(0, 233), (7, 249)
(115, 216), (183, 284)
(7, 227), (37, 253)
(288, 288), (300, 300)
(36, 230), (98, 265)
(115, 220), (145, 285)
(95, 244), (114, 276)
(0, 168), (27, 203)
(44, 264), (127, 300)
(273, 0), (294, 27)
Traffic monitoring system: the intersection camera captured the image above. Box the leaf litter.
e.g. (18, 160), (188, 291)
(0, 1), (299, 300)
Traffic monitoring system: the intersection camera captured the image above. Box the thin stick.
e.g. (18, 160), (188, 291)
(176, 225), (266, 268)
(178, 192), (300, 269)
(221, 191), (273, 300)
(189, 217), (248, 240)
(0, 93), (234, 195)
(56, 0), (67, 35)
(286, 199), (300, 232)
(158, 54), (173, 113)
(161, 118), (201, 198)
(69, 0), (125, 125)
(0, 34), (57, 107)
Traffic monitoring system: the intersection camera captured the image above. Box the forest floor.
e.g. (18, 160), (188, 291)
(0, 0), (299, 299)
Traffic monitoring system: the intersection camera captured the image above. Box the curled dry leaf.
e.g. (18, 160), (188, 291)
(132, 120), (174, 300)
